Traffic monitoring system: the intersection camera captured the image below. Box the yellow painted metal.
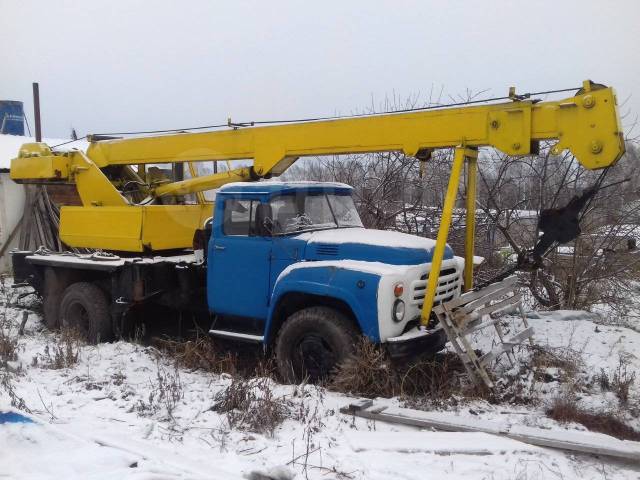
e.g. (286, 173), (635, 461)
(60, 204), (211, 251)
(154, 166), (251, 197)
(464, 154), (478, 291)
(83, 85), (624, 173)
(10, 153), (69, 181)
(420, 147), (468, 326)
(186, 162), (205, 204)
(71, 151), (128, 207)
(141, 205), (212, 250)
(60, 207), (144, 251)
(10, 143), (69, 181)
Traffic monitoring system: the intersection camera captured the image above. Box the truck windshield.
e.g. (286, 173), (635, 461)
(270, 193), (363, 235)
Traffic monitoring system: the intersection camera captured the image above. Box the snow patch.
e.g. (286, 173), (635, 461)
(303, 227), (437, 251)
(275, 259), (415, 286)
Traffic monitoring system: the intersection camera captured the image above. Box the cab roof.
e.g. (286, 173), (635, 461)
(217, 180), (353, 195)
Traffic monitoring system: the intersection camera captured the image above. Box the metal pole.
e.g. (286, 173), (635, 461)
(32, 82), (41, 142)
(420, 146), (468, 325)
(464, 150), (478, 291)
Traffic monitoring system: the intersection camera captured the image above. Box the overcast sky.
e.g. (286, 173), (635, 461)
(1, 0), (639, 139)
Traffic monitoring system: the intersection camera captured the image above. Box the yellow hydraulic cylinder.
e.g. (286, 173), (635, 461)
(153, 167), (251, 197)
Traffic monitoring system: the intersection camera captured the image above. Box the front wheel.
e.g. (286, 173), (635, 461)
(275, 306), (357, 383)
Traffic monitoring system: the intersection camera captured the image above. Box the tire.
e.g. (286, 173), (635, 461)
(275, 306), (358, 383)
(42, 268), (65, 330)
(59, 283), (113, 344)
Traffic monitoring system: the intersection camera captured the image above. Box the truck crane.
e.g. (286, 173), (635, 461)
(9, 81), (625, 381)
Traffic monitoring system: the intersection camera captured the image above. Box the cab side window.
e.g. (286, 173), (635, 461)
(223, 199), (257, 236)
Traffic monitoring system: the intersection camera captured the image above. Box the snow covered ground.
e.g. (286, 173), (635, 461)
(1, 280), (640, 479)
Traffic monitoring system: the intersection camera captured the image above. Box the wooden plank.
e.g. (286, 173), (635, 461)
(479, 327), (534, 367)
(340, 402), (640, 462)
(432, 275), (531, 389)
(461, 317), (501, 336)
(346, 431), (539, 455)
(341, 399), (373, 414)
(452, 286), (517, 318)
(470, 293), (522, 319)
(436, 311), (489, 387)
(19, 186), (35, 250)
(0, 215), (24, 258)
(436, 276), (517, 311)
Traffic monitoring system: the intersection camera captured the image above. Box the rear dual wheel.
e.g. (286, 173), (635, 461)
(59, 282), (113, 344)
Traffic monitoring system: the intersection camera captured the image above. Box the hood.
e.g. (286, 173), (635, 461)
(300, 228), (454, 265)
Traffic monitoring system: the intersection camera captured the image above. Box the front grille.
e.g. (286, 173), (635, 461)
(315, 244), (340, 256)
(420, 267), (456, 280)
(411, 261), (461, 307)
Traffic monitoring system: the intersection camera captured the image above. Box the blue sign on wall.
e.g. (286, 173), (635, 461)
(0, 101), (25, 136)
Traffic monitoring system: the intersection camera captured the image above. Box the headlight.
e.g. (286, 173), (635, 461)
(392, 299), (405, 322)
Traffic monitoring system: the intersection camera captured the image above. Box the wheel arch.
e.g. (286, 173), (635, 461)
(266, 267), (382, 345)
(266, 291), (360, 346)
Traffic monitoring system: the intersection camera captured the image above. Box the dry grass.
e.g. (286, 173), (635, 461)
(212, 376), (288, 437)
(530, 345), (582, 383)
(547, 396), (640, 441)
(154, 336), (239, 375)
(154, 335), (277, 380)
(32, 328), (82, 369)
(597, 354), (637, 405)
(329, 337), (467, 400)
(0, 329), (19, 366)
(0, 371), (30, 412)
(0, 276), (21, 368)
(135, 362), (184, 419)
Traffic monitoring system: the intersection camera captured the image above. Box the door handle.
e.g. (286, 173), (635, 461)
(214, 245), (226, 251)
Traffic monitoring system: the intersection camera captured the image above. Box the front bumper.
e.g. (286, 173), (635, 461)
(385, 326), (448, 359)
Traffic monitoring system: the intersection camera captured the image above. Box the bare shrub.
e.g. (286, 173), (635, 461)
(213, 376), (288, 437)
(0, 329), (19, 366)
(530, 345), (582, 384)
(612, 355), (636, 405)
(329, 337), (466, 400)
(32, 328), (81, 369)
(547, 396), (640, 441)
(0, 372), (30, 413)
(136, 362), (183, 419)
(0, 276), (22, 369)
(329, 339), (396, 396)
(598, 354), (637, 405)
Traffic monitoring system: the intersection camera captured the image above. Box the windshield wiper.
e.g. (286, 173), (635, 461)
(273, 225), (338, 237)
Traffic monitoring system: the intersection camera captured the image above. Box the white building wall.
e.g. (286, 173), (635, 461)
(0, 172), (25, 273)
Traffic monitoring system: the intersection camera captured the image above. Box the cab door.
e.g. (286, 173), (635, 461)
(208, 198), (272, 320)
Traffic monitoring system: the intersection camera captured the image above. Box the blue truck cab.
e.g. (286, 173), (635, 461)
(204, 181), (463, 381)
